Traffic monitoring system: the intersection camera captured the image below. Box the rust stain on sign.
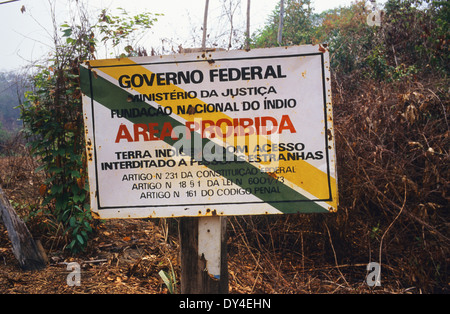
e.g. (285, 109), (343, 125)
(81, 45), (338, 219)
(318, 43), (328, 53)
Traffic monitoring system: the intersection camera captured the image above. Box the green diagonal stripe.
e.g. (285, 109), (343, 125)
(80, 65), (327, 214)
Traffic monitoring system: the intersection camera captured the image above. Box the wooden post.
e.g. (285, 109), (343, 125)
(0, 186), (47, 271)
(179, 216), (228, 294)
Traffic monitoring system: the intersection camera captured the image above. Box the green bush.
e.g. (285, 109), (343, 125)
(19, 7), (160, 253)
(253, 0), (448, 80)
(20, 57), (91, 253)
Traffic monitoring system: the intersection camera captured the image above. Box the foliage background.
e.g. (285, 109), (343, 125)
(246, 0), (449, 293)
(0, 0), (448, 293)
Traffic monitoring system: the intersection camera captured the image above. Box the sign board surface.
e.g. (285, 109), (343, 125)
(80, 45), (338, 219)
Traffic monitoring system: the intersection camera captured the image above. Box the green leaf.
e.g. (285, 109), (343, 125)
(55, 195), (68, 211)
(73, 193), (85, 203)
(71, 170), (81, 178)
(158, 270), (174, 294)
(51, 184), (64, 195)
(48, 166), (63, 174)
(67, 239), (76, 249)
(76, 234), (84, 245)
(35, 164), (47, 172)
(62, 28), (73, 37)
(83, 221), (93, 232)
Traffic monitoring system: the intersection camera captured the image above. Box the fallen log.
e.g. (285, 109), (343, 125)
(0, 186), (47, 271)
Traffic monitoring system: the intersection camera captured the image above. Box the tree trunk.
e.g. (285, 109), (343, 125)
(0, 186), (47, 271)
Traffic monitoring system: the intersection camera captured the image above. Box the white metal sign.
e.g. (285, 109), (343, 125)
(81, 45), (338, 219)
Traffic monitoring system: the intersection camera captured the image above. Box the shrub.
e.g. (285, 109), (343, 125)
(19, 7), (160, 253)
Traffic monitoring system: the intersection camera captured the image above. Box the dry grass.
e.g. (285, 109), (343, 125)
(0, 73), (448, 294)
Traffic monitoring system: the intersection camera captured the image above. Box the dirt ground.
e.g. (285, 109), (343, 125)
(0, 218), (393, 295)
(0, 154), (420, 294)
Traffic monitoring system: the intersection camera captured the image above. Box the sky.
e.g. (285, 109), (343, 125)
(0, 0), (383, 72)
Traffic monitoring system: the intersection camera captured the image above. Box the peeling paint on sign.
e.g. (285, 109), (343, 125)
(80, 45), (338, 219)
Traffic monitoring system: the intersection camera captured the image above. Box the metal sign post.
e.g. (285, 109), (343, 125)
(80, 45), (338, 293)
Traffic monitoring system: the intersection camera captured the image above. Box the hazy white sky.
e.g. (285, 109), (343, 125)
(0, 0), (380, 72)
